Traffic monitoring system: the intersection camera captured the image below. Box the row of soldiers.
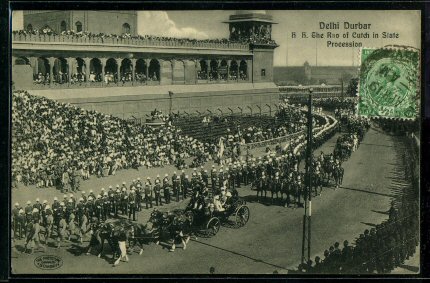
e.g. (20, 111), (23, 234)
(12, 149), (303, 239)
(305, 197), (419, 274)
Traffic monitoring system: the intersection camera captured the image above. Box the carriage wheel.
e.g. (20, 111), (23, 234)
(206, 217), (220, 236)
(235, 205), (250, 227)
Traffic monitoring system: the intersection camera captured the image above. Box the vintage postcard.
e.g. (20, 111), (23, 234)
(9, 8), (421, 276)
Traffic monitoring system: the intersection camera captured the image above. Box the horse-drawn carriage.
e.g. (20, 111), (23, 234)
(87, 195), (250, 258)
(183, 195), (250, 237)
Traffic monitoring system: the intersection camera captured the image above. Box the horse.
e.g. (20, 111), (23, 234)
(333, 164), (344, 189)
(86, 219), (134, 260)
(126, 222), (156, 255)
(319, 155), (335, 185)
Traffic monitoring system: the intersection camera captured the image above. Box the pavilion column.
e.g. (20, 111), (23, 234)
(195, 60), (198, 84)
(116, 58), (121, 85)
(145, 59), (150, 84)
(48, 57), (55, 87)
(131, 58), (136, 85)
(100, 58), (107, 86)
(206, 59), (210, 83)
(246, 59), (252, 82)
(227, 59), (231, 82)
(66, 57), (73, 86)
(236, 62), (240, 82)
(84, 57), (91, 85)
(30, 57), (38, 77)
(217, 59), (221, 82)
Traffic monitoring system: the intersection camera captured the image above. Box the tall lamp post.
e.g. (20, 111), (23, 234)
(301, 87), (313, 267)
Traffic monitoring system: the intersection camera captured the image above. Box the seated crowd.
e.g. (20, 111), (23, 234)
(12, 90), (208, 187)
(13, 28), (276, 46)
(12, 89), (331, 189)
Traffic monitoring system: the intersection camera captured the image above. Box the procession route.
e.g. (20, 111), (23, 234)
(12, 126), (403, 274)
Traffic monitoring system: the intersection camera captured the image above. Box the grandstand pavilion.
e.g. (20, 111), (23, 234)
(12, 10), (280, 119)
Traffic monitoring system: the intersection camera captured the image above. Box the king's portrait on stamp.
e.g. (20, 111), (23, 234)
(9, 7), (421, 276)
(358, 47), (420, 119)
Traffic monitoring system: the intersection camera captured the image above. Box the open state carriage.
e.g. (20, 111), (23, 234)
(88, 194), (250, 258)
(182, 195), (250, 237)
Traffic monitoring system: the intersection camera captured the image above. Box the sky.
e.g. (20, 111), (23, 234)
(12, 10), (421, 66)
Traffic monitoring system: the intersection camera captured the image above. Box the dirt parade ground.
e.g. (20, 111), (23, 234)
(11, 125), (410, 274)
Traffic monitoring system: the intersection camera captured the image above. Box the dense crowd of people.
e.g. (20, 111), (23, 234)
(12, 108), (341, 255)
(12, 86), (415, 273)
(13, 28), (276, 46)
(13, 90), (330, 189)
(313, 97), (358, 112)
(12, 90), (209, 188)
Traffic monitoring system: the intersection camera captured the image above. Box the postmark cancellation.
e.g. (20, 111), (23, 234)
(357, 47), (420, 119)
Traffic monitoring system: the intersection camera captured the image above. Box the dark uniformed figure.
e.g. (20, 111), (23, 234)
(108, 186), (115, 213)
(24, 201), (33, 224)
(86, 197), (95, 220)
(121, 188), (128, 215)
(154, 180), (162, 206)
(182, 175), (190, 199)
(103, 193), (110, 220)
(65, 199), (74, 222)
(313, 256), (322, 274)
(144, 182), (153, 209)
(76, 198), (85, 226)
(332, 242), (342, 273)
(12, 203), (21, 238)
(94, 195), (103, 220)
(81, 191), (87, 203)
(135, 184), (143, 211)
(256, 174), (265, 202)
(228, 167), (234, 190)
(52, 197), (60, 213)
(163, 174), (171, 204)
(173, 176), (181, 202)
(55, 202), (66, 231)
(128, 190), (137, 221)
(45, 205), (54, 242)
(17, 209), (26, 240)
(41, 200), (48, 226)
(340, 240), (353, 273)
(201, 169), (209, 188)
(88, 190), (96, 200)
(262, 174), (270, 200)
(33, 199), (43, 219)
(114, 189), (121, 216)
(271, 174), (281, 204)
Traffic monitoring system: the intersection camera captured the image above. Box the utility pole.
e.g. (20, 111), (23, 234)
(301, 88), (313, 267)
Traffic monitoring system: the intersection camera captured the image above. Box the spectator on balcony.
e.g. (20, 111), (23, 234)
(35, 73), (45, 84)
(89, 72), (96, 82)
(151, 72), (158, 81)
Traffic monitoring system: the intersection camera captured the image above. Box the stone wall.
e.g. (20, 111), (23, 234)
(27, 83), (280, 119)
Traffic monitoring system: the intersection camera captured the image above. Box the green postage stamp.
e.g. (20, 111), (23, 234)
(357, 47), (419, 119)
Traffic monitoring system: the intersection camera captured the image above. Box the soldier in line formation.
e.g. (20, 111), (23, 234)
(304, 197), (419, 274)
